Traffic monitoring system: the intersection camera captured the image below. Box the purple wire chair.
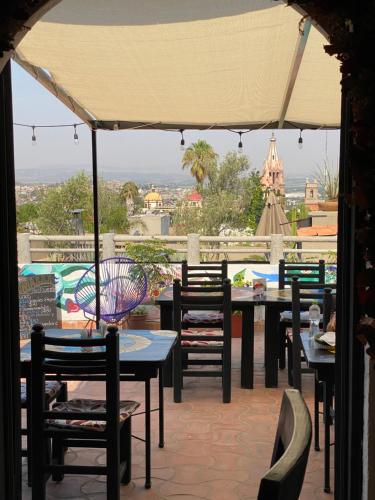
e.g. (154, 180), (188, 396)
(74, 257), (148, 323)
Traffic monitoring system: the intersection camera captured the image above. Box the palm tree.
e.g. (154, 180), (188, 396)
(182, 140), (218, 187)
(120, 181), (139, 203)
(120, 181), (139, 216)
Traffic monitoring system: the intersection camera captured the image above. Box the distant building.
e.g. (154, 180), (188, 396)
(129, 214), (170, 236)
(185, 191), (202, 208)
(260, 133), (285, 195)
(304, 178), (320, 211)
(144, 186), (163, 210)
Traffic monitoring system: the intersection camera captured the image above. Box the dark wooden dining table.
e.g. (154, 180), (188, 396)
(20, 328), (176, 489)
(157, 286), (300, 388)
(157, 286), (261, 389)
(300, 331), (335, 493)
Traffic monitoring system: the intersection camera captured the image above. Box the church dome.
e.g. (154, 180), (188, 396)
(144, 188), (162, 202)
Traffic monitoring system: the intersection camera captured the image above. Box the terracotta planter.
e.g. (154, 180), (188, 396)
(231, 313), (242, 338)
(318, 199), (338, 211)
(127, 314), (148, 330)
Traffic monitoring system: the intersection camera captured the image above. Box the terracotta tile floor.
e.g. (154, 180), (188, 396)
(22, 326), (333, 499)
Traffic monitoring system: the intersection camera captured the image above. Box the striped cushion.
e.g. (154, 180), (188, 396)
(47, 398), (140, 431)
(183, 311), (223, 324)
(20, 381), (63, 405)
(181, 328), (223, 347)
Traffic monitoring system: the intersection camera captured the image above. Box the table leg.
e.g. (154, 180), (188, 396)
(160, 304), (173, 387)
(145, 379), (151, 489)
(240, 307), (254, 389)
(264, 305), (279, 388)
(323, 379), (334, 493)
(158, 367), (164, 448)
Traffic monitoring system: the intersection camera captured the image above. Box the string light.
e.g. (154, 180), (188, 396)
(238, 132), (243, 153)
(180, 129), (185, 151)
(73, 124), (79, 145)
(298, 129), (303, 149)
(113, 123), (119, 131)
(31, 126), (36, 146)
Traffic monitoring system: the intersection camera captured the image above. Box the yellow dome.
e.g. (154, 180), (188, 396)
(144, 190), (162, 202)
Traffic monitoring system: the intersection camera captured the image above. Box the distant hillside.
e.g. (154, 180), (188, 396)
(15, 166), (194, 186)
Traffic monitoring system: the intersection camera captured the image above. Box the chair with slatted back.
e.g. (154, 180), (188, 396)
(289, 282), (336, 453)
(287, 279), (336, 390)
(257, 389), (312, 500)
(181, 260), (228, 327)
(30, 324), (140, 500)
(21, 380), (67, 486)
(173, 277), (231, 403)
(278, 259), (325, 370)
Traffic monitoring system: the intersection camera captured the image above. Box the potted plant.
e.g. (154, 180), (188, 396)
(124, 240), (177, 300)
(128, 305), (148, 329)
(231, 310), (242, 338)
(315, 161), (339, 211)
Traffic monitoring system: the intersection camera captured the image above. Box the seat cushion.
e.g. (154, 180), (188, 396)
(181, 328), (223, 347)
(183, 311), (223, 324)
(280, 310), (323, 322)
(47, 398), (140, 431)
(20, 381), (63, 405)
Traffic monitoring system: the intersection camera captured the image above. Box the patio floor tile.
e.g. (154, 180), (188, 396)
(22, 326), (333, 499)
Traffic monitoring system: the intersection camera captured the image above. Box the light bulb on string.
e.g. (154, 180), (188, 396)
(31, 126), (36, 146)
(113, 123), (119, 131)
(180, 129), (185, 151)
(298, 130), (303, 149)
(73, 124), (79, 145)
(238, 132), (243, 153)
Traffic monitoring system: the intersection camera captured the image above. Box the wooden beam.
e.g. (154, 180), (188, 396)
(278, 18), (312, 129)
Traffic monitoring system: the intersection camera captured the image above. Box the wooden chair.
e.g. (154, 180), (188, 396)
(30, 324), (140, 500)
(181, 259), (228, 327)
(288, 279), (335, 390)
(173, 277), (231, 403)
(278, 259), (325, 370)
(257, 389), (312, 500)
(21, 380), (67, 486)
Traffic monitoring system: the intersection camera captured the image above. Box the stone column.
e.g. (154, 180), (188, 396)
(270, 233), (284, 264)
(102, 233), (116, 259)
(187, 233), (200, 265)
(17, 233), (31, 263)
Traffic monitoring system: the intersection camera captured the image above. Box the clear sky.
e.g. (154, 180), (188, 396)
(11, 61), (340, 183)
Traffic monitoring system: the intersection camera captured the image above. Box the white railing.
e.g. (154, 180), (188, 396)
(17, 232), (337, 264)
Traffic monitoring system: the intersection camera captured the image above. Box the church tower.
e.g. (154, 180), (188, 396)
(260, 133), (285, 195)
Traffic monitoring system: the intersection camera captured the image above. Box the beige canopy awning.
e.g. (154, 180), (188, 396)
(14, 0), (341, 130)
(255, 191), (292, 236)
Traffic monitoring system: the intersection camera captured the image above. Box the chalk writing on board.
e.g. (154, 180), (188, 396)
(19, 274), (57, 339)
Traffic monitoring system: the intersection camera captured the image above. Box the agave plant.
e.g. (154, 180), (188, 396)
(315, 160), (339, 200)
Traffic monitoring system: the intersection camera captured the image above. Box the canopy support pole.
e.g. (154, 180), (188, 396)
(278, 18), (312, 129)
(91, 127), (101, 328)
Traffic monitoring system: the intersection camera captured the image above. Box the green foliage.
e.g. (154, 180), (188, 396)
(182, 139), (218, 186)
(287, 203), (310, 236)
(36, 172), (130, 234)
(120, 181), (139, 202)
(174, 151), (264, 236)
(315, 160), (339, 200)
(17, 202), (40, 231)
(124, 240), (176, 297)
(37, 172), (92, 234)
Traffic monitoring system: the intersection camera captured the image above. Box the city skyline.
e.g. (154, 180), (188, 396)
(12, 61), (340, 183)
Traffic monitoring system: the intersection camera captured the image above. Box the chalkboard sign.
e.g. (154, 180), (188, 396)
(19, 274), (57, 339)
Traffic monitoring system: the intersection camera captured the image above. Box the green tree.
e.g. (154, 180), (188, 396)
(37, 172), (92, 234)
(120, 181), (139, 203)
(17, 202), (40, 231)
(173, 152), (264, 236)
(182, 139), (218, 187)
(36, 172), (131, 234)
(287, 202), (310, 235)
